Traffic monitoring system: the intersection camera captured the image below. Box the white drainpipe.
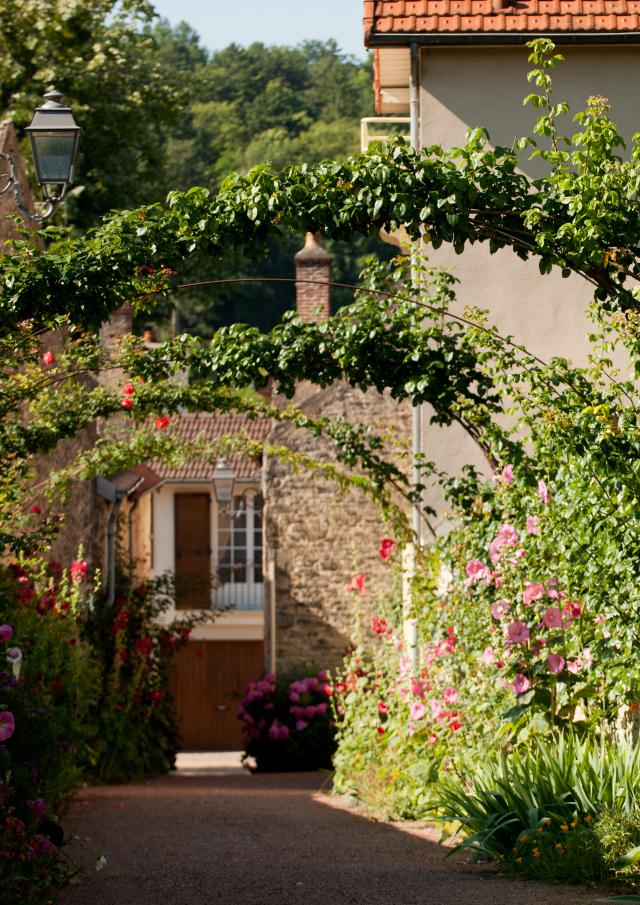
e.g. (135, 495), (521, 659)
(403, 42), (422, 672)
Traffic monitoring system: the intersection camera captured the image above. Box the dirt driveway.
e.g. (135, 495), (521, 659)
(61, 755), (599, 905)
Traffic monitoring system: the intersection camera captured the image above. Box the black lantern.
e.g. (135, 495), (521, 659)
(25, 90), (81, 192)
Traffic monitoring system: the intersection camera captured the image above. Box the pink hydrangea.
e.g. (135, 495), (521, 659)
(268, 720), (289, 741)
(491, 599), (511, 620)
(295, 720), (309, 732)
(543, 607), (563, 629)
(538, 479), (552, 504)
(0, 710), (15, 742)
(547, 653), (565, 674)
(410, 700), (426, 721)
(526, 516), (540, 535)
(513, 674), (531, 695)
(507, 620), (530, 644)
(443, 687), (459, 705)
(523, 582), (545, 605)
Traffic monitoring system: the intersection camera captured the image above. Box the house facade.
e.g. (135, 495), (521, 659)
(363, 1), (640, 523)
(110, 234), (411, 749)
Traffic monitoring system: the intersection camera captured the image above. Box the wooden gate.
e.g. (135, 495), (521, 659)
(170, 639), (264, 750)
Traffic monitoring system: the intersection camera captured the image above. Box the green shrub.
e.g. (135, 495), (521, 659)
(433, 732), (640, 884)
(82, 573), (200, 783)
(0, 558), (98, 905)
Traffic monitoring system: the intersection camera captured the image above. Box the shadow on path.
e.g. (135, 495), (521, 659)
(61, 770), (597, 905)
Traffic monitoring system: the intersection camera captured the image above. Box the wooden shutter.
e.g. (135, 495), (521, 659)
(174, 493), (211, 610)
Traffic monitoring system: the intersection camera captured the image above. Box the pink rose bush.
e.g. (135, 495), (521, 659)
(238, 671), (335, 772)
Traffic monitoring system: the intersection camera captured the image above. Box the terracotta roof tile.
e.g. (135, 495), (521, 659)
(364, 0), (640, 40)
(149, 413), (272, 482)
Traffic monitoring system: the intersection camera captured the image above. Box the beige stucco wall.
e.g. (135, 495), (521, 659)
(417, 45), (640, 525)
(264, 384), (412, 673)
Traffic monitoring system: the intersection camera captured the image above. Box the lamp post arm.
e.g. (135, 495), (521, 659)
(0, 150), (60, 222)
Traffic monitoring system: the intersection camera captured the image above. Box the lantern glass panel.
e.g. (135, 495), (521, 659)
(30, 131), (76, 184)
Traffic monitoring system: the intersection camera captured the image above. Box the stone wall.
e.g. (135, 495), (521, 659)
(264, 383), (412, 673)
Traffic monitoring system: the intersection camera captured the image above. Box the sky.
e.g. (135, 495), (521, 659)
(150, 0), (367, 59)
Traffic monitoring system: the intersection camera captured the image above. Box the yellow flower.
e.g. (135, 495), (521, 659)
(518, 834), (528, 843)
(560, 824), (569, 833)
(532, 848), (541, 858)
(570, 820), (578, 829)
(555, 843), (564, 851)
(584, 815), (592, 825)
(515, 857), (523, 864)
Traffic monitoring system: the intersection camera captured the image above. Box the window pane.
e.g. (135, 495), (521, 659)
(233, 529), (246, 546)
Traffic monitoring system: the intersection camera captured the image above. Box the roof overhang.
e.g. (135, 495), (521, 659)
(368, 31), (640, 46)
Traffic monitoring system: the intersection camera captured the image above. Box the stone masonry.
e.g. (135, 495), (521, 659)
(263, 234), (412, 673)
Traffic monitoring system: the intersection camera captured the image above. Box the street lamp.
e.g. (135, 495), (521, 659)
(212, 458), (235, 503)
(0, 90), (81, 222)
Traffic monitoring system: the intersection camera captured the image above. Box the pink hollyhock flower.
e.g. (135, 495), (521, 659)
(564, 601), (582, 618)
(491, 599), (511, 620)
(547, 653), (565, 674)
(0, 624), (12, 642)
(507, 620), (530, 644)
(429, 698), (447, 722)
(523, 582), (545, 605)
(567, 659), (582, 675)
(482, 646), (496, 666)
(596, 613), (607, 625)
(121, 396), (133, 409)
(70, 560), (87, 582)
(378, 701), (389, 715)
(526, 516), (540, 535)
(538, 479), (552, 504)
(379, 537), (395, 560)
(296, 720), (308, 732)
(543, 607), (563, 629)
(371, 615), (389, 638)
(443, 687), (459, 705)
(465, 560), (491, 587)
(348, 572), (366, 596)
(155, 415), (170, 430)
(411, 677), (426, 699)
(498, 524), (519, 545)
(122, 382), (135, 396)
(429, 733), (438, 745)
(498, 464), (514, 484)
(42, 350), (55, 366)
(449, 720), (462, 732)
(513, 674), (530, 695)
(31, 505), (41, 514)
(0, 710), (15, 741)
(410, 700), (426, 721)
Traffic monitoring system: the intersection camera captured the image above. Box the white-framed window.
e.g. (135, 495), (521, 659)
(216, 491), (263, 611)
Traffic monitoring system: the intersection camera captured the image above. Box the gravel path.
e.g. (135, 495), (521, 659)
(61, 760), (599, 905)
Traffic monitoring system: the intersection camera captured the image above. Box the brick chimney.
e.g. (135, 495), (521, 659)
(294, 232), (332, 322)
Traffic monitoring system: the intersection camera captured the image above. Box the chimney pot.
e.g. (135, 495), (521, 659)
(294, 232), (332, 322)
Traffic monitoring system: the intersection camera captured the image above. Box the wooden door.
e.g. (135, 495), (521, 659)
(174, 493), (211, 609)
(171, 640), (265, 750)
